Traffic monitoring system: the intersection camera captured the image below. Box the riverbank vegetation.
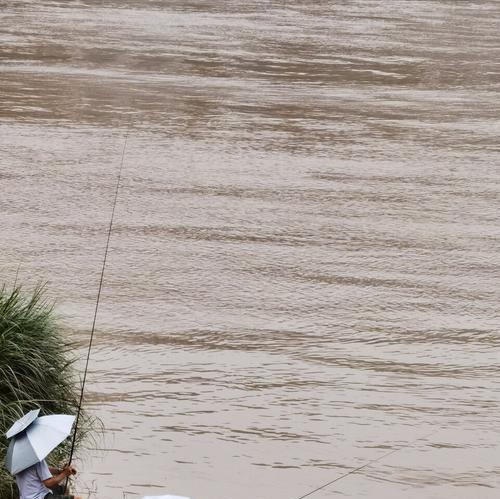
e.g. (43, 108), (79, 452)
(0, 285), (93, 499)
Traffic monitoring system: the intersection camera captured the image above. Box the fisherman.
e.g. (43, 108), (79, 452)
(14, 459), (81, 499)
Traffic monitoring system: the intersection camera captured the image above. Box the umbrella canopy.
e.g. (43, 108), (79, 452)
(5, 409), (40, 439)
(5, 414), (75, 475)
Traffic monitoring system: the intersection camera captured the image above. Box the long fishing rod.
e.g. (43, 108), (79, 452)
(291, 431), (435, 499)
(67, 123), (132, 466)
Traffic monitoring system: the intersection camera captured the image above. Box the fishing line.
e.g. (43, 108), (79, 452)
(291, 431), (435, 499)
(58, 122), (434, 498)
(67, 122), (132, 466)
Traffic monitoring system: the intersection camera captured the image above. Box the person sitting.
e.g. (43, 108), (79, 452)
(14, 459), (81, 499)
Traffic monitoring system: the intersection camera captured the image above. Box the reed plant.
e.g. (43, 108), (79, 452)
(0, 285), (93, 499)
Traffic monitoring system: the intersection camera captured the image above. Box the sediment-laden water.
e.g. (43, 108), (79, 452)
(1, 1), (499, 498)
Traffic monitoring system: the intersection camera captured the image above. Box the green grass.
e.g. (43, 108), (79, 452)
(0, 285), (95, 498)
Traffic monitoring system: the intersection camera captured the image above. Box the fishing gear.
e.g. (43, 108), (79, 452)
(292, 431), (435, 499)
(60, 122), (434, 499)
(67, 123), (132, 467)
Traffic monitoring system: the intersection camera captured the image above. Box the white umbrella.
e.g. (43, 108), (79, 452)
(5, 409), (40, 439)
(5, 414), (75, 475)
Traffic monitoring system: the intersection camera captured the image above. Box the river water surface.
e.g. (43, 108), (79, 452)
(1, 1), (500, 498)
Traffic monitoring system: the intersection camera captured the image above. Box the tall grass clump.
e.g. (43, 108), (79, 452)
(0, 285), (94, 499)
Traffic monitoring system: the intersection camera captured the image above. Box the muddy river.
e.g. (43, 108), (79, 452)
(1, 1), (499, 498)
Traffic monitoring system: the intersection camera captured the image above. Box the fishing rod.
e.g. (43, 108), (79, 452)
(290, 431), (435, 499)
(67, 122), (132, 467)
(59, 122), (433, 499)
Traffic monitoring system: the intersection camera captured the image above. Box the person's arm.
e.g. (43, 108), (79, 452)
(48, 467), (61, 475)
(43, 465), (76, 489)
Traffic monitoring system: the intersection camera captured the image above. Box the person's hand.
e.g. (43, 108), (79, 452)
(62, 465), (77, 477)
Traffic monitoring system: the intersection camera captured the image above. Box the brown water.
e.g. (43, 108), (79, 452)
(1, 1), (500, 498)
